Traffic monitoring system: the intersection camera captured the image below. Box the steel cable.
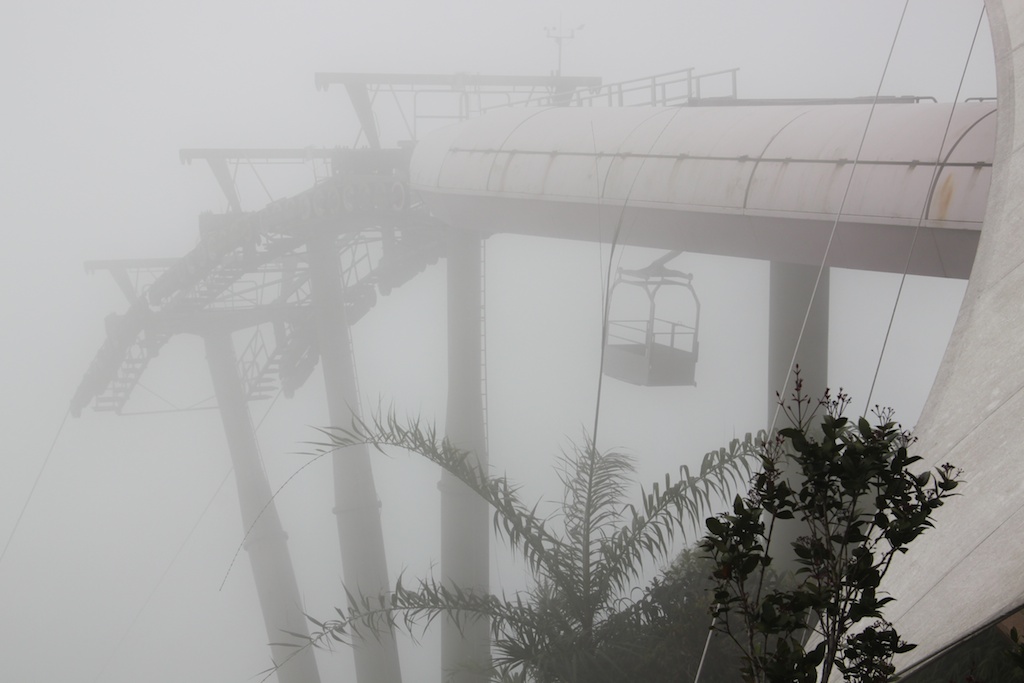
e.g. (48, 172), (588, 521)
(695, 2), (913, 680)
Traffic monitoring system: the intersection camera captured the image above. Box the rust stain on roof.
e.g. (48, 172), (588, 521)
(936, 173), (955, 221)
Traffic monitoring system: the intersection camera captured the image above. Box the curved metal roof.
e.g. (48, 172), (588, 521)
(411, 102), (995, 278)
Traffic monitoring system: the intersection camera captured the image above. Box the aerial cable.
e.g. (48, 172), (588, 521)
(186, 393), (218, 410)
(247, 159), (275, 204)
(863, 9), (1001, 673)
(591, 106), (688, 446)
(218, 267), (375, 590)
(253, 383), (284, 482)
(117, 406), (220, 417)
(231, 159), (242, 212)
(863, 3), (987, 415)
(591, 123), (608, 322)
(480, 236), (491, 456)
(89, 467), (235, 683)
(694, 2), (913, 681)
(0, 407), (69, 570)
(213, 234), (397, 588)
(136, 380), (182, 411)
(91, 387), (285, 681)
(766, 0), (912, 438)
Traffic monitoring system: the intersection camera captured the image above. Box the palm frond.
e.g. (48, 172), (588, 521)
(314, 411), (576, 598)
(552, 439), (636, 626)
(310, 574), (537, 650)
(296, 413), (761, 683)
(558, 440), (634, 549)
(593, 432), (760, 598)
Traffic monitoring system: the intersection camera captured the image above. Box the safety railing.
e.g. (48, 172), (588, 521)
(607, 316), (697, 352)
(482, 67), (739, 112)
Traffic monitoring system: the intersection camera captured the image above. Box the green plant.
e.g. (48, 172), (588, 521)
(1006, 626), (1024, 677)
(279, 412), (758, 683)
(699, 381), (962, 683)
(617, 547), (746, 683)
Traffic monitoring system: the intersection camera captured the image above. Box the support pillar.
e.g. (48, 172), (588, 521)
(767, 262), (829, 422)
(204, 331), (321, 683)
(766, 262), (830, 581)
(442, 232), (491, 683)
(308, 232), (402, 683)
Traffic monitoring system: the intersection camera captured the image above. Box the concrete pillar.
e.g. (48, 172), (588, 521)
(766, 262), (830, 582)
(767, 262), (829, 425)
(307, 232), (402, 683)
(204, 330), (321, 683)
(442, 232), (491, 683)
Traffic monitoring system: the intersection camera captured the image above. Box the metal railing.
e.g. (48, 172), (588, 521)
(607, 316), (697, 353)
(568, 68), (738, 107)
(481, 67), (739, 112)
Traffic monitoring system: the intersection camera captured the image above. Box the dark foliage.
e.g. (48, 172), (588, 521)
(699, 380), (962, 683)
(271, 412), (759, 682)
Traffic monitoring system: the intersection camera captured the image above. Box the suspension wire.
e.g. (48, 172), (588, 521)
(248, 160), (275, 204)
(15, 381), (282, 682)
(592, 123), (608, 324)
(255, 387), (283, 431)
(136, 381), (182, 410)
(863, 4), (987, 415)
(766, 0), (912, 438)
(89, 467), (235, 683)
(186, 393), (218, 410)
(692, 612), (717, 683)
(231, 160), (242, 212)
(91, 387), (285, 681)
(694, 4), (912, 682)
(591, 107), (688, 447)
(118, 406), (220, 417)
(215, 234), (381, 589)
(0, 408), (70, 569)
(219, 454), (322, 592)
(253, 388), (283, 482)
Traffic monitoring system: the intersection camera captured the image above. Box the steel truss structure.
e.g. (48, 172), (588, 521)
(72, 68), (743, 683)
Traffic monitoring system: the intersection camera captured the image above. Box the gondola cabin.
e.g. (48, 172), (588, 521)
(602, 253), (700, 387)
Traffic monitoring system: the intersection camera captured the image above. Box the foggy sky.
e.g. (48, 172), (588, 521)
(0, 2), (993, 682)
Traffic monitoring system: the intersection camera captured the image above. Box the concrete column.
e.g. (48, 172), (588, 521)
(766, 262), (830, 582)
(204, 330), (321, 683)
(442, 232), (491, 683)
(767, 262), (829, 424)
(307, 232), (402, 683)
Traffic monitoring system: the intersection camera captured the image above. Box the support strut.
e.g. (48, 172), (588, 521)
(766, 261), (830, 578)
(767, 262), (829, 419)
(307, 231), (403, 683)
(441, 231), (491, 683)
(204, 330), (321, 683)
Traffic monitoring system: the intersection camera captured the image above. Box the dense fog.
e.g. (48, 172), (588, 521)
(0, 2), (995, 682)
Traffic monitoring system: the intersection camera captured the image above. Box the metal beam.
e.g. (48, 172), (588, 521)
(344, 84), (381, 150)
(180, 148), (339, 162)
(205, 156), (243, 213)
(315, 72), (602, 90)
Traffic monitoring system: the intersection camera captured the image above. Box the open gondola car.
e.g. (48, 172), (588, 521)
(602, 251), (700, 387)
